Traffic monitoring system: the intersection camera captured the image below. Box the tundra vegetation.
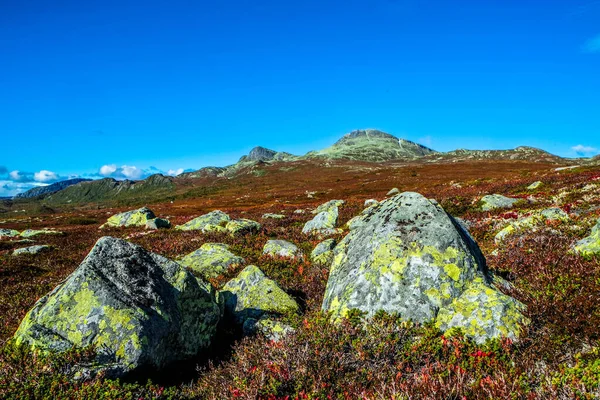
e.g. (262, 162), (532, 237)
(1, 155), (600, 399)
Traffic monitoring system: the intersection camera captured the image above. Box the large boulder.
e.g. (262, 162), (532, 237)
(103, 207), (156, 228)
(219, 265), (299, 327)
(480, 194), (519, 211)
(13, 237), (220, 378)
(145, 218), (171, 230)
(322, 192), (527, 344)
(494, 207), (570, 243)
(263, 240), (303, 259)
(574, 218), (600, 256)
(179, 243), (245, 280)
(312, 199), (344, 214)
(175, 210), (231, 232)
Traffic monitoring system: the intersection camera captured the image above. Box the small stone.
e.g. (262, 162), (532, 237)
(386, 188), (400, 196)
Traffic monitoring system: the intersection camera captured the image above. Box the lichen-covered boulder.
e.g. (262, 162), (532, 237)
(262, 213), (286, 219)
(387, 188), (400, 196)
(175, 210), (230, 232)
(0, 229), (20, 238)
(226, 219), (261, 236)
(312, 199), (344, 214)
(322, 192), (526, 343)
(145, 218), (171, 230)
(103, 207), (156, 228)
(573, 219), (600, 256)
(311, 239), (337, 266)
(13, 237), (220, 378)
(527, 181), (544, 190)
(436, 277), (527, 344)
(20, 229), (63, 238)
(243, 318), (295, 342)
(263, 240), (303, 259)
(302, 205), (340, 236)
(13, 245), (52, 256)
(364, 199), (379, 208)
(219, 265), (299, 327)
(179, 243), (245, 280)
(480, 194), (518, 211)
(494, 207), (570, 243)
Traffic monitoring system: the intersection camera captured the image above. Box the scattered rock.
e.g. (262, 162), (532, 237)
(294, 209), (305, 214)
(219, 265), (300, 330)
(20, 229), (63, 238)
(13, 245), (52, 256)
(312, 200), (344, 214)
(311, 239), (337, 266)
(321, 191), (527, 344)
(302, 201), (340, 236)
(179, 243), (245, 280)
(364, 199), (379, 208)
(102, 207), (156, 228)
(175, 210), (231, 232)
(263, 240), (303, 259)
(244, 318), (295, 342)
(226, 219), (261, 236)
(495, 208), (570, 243)
(13, 237), (220, 378)
(0, 228), (20, 238)
(386, 188), (400, 196)
(145, 218), (171, 230)
(527, 181), (544, 190)
(262, 213), (286, 219)
(573, 218), (600, 256)
(480, 194), (519, 211)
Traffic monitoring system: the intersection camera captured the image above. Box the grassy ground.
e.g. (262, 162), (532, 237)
(1, 160), (599, 399)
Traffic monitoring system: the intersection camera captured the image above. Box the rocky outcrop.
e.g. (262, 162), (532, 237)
(13, 245), (52, 256)
(145, 218), (171, 230)
(14, 237), (220, 378)
(303, 200), (341, 236)
(0, 229), (20, 238)
(321, 192), (527, 344)
(494, 208), (570, 243)
(179, 243), (244, 280)
(226, 219), (261, 236)
(15, 178), (92, 199)
(19, 229), (63, 238)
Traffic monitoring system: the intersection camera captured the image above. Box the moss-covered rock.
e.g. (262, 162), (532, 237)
(573, 218), (600, 256)
(243, 317), (295, 342)
(311, 239), (337, 266)
(0, 229), (20, 238)
(263, 240), (303, 259)
(480, 194), (518, 211)
(13, 245), (52, 256)
(103, 207), (156, 228)
(19, 229), (63, 238)
(527, 181), (544, 190)
(179, 243), (245, 280)
(262, 213), (286, 219)
(322, 191), (526, 343)
(13, 237), (220, 378)
(302, 204), (340, 236)
(219, 265), (299, 327)
(386, 188), (400, 196)
(145, 218), (171, 230)
(364, 199), (379, 208)
(494, 207), (570, 243)
(312, 199), (344, 214)
(175, 210), (231, 232)
(226, 219), (261, 236)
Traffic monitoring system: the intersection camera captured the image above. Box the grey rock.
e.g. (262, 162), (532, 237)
(263, 240), (303, 259)
(179, 243), (245, 280)
(386, 188), (400, 196)
(480, 195), (518, 211)
(13, 245), (52, 256)
(145, 218), (171, 230)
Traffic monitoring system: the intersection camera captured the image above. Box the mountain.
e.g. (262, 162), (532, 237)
(44, 174), (175, 205)
(238, 146), (297, 163)
(425, 146), (565, 163)
(305, 129), (436, 162)
(14, 178), (91, 199)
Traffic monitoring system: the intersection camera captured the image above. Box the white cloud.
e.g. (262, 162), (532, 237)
(34, 170), (60, 183)
(0, 180), (47, 197)
(167, 168), (184, 176)
(99, 164), (118, 176)
(572, 144), (598, 157)
(583, 34), (600, 53)
(9, 170), (33, 182)
(99, 164), (159, 180)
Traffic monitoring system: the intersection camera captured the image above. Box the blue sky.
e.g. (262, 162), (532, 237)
(1, 0), (599, 195)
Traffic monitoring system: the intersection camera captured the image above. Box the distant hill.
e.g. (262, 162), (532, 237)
(424, 146), (565, 163)
(44, 174), (175, 205)
(305, 129), (436, 162)
(14, 178), (91, 199)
